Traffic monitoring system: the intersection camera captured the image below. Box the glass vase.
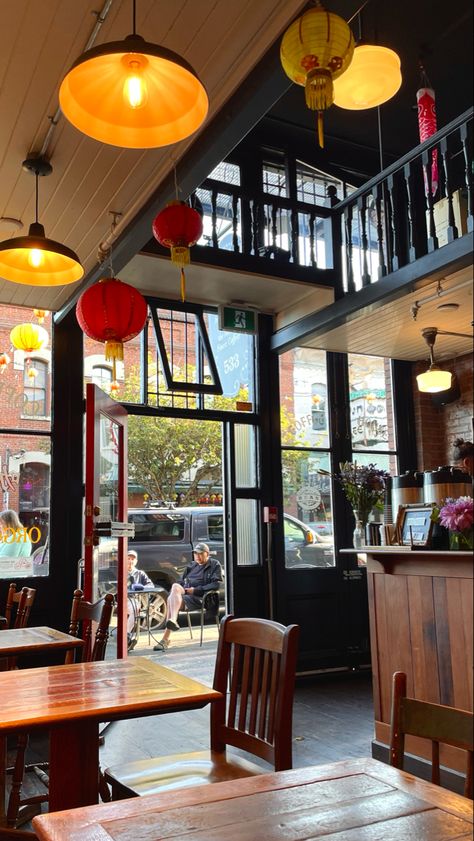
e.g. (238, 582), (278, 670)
(353, 520), (365, 549)
(449, 530), (473, 551)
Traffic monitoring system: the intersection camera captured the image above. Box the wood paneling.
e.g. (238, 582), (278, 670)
(366, 550), (473, 774)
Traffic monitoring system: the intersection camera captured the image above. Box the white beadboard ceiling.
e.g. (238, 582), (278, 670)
(0, 0), (306, 312)
(299, 265), (474, 362)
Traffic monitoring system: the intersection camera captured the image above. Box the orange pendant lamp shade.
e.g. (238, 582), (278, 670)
(10, 323), (49, 353)
(333, 44), (402, 110)
(59, 34), (208, 149)
(280, 3), (354, 147)
(0, 222), (84, 286)
(0, 157), (83, 287)
(152, 201), (203, 301)
(76, 277), (148, 378)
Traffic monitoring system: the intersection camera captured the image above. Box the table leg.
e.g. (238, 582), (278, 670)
(0, 735), (6, 826)
(49, 721), (99, 812)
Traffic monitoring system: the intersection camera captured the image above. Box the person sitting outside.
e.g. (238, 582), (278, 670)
(127, 549), (153, 650)
(0, 509), (32, 557)
(153, 542), (223, 651)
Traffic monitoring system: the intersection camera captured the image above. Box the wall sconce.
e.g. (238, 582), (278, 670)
(416, 327), (473, 393)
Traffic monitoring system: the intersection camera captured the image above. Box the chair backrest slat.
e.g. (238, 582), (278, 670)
(248, 648), (262, 736)
(390, 671), (474, 799)
(65, 589), (114, 664)
(3, 583), (36, 630)
(210, 615), (299, 772)
(257, 650), (271, 741)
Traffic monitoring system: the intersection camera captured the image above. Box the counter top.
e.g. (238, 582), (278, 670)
(340, 546), (472, 556)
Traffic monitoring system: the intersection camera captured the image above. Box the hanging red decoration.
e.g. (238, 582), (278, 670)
(76, 277), (147, 380)
(152, 200), (203, 301)
(417, 71), (438, 197)
(0, 352), (11, 373)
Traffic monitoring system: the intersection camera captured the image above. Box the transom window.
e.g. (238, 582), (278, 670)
(23, 359), (48, 417)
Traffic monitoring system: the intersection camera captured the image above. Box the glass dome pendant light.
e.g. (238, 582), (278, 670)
(0, 157), (84, 287)
(333, 6), (401, 111)
(416, 328), (452, 393)
(59, 0), (209, 149)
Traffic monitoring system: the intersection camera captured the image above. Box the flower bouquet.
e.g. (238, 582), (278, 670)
(432, 496), (473, 550)
(319, 462), (391, 546)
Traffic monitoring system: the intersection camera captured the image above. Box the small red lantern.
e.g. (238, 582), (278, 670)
(76, 277), (147, 379)
(152, 200), (203, 301)
(0, 352), (11, 373)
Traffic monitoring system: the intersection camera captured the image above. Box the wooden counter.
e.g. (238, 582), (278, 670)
(342, 547), (473, 778)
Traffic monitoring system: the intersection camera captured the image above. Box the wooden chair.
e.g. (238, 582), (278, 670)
(1, 583), (36, 630)
(104, 615), (300, 799)
(6, 589), (114, 828)
(389, 671), (474, 799)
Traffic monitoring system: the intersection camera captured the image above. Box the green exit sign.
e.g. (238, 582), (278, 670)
(218, 305), (258, 334)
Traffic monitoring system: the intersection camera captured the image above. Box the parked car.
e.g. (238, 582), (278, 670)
(283, 512), (334, 568)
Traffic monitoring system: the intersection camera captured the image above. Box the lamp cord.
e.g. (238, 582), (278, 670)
(35, 172), (39, 224)
(132, 0), (136, 35)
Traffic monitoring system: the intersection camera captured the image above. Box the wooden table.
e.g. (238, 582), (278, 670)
(0, 625), (84, 661)
(0, 656), (220, 817)
(32, 757), (473, 841)
(0, 625), (85, 827)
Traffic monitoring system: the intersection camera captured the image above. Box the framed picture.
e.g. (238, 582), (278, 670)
(395, 503), (434, 547)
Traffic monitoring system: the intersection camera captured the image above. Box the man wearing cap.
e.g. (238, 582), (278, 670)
(153, 542), (223, 651)
(127, 550), (153, 649)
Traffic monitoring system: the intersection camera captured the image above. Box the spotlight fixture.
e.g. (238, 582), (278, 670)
(0, 157), (84, 287)
(59, 0), (208, 149)
(416, 327), (473, 393)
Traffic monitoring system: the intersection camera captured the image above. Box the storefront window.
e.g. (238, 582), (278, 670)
(348, 353), (398, 475)
(279, 348), (334, 569)
(0, 304), (52, 579)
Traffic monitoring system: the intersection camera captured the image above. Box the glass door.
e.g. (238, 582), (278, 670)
(84, 383), (129, 658)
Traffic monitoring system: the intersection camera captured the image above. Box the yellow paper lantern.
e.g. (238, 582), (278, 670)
(10, 323), (49, 354)
(280, 2), (355, 147)
(333, 45), (402, 110)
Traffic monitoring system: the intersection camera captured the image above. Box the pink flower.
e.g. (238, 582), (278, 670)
(439, 496), (473, 532)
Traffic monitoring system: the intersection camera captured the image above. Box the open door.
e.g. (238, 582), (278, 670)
(84, 383), (130, 658)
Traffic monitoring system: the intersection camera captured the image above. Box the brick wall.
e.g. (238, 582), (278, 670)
(412, 351), (473, 470)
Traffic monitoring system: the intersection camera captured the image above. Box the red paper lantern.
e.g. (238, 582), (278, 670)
(152, 200), (203, 301)
(76, 277), (147, 379)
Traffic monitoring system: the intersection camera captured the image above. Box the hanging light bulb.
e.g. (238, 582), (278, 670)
(0, 157), (83, 286)
(59, 0), (208, 149)
(123, 56), (148, 108)
(110, 380), (120, 395)
(27, 366), (39, 380)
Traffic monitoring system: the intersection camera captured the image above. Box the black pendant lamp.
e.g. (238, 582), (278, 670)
(59, 0), (208, 149)
(0, 157), (84, 287)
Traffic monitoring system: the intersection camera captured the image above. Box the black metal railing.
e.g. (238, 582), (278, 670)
(333, 107), (473, 295)
(191, 107), (472, 299)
